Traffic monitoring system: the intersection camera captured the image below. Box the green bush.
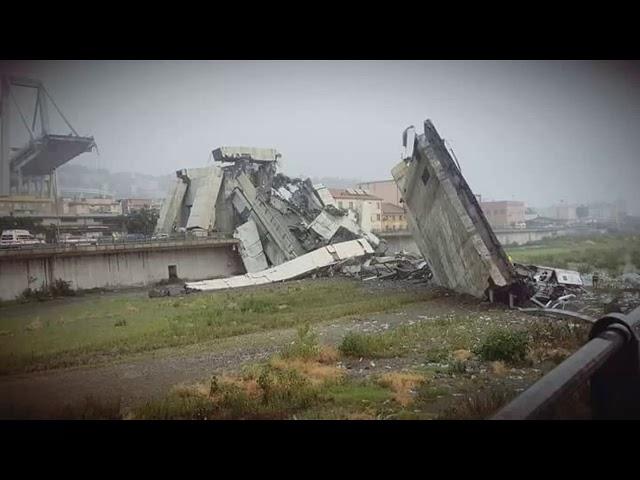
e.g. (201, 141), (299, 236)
(257, 365), (316, 410)
(476, 330), (528, 363)
(50, 279), (75, 297)
(280, 324), (320, 360)
(18, 279), (75, 302)
(338, 331), (395, 358)
(450, 360), (467, 374)
(424, 347), (450, 363)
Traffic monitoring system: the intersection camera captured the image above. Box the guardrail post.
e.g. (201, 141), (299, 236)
(589, 311), (640, 419)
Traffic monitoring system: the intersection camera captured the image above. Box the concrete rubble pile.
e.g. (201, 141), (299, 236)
(511, 264), (585, 308)
(329, 251), (433, 283)
(154, 146), (391, 292)
(393, 119), (590, 313)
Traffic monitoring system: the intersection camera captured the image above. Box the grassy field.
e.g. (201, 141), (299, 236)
(126, 314), (590, 420)
(0, 279), (437, 375)
(505, 234), (640, 274)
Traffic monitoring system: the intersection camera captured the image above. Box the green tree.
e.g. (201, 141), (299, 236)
(125, 208), (159, 236)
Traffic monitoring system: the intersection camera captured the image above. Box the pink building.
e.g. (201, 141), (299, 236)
(357, 180), (403, 207)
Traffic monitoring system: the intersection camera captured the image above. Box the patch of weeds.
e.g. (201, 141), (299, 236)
(25, 320), (43, 332)
(377, 372), (425, 406)
(18, 279), (75, 303)
(450, 360), (467, 374)
(433, 317), (452, 328)
(475, 329), (528, 363)
(57, 395), (122, 419)
(438, 388), (516, 420)
(135, 393), (216, 420)
(526, 321), (588, 365)
(424, 347), (450, 363)
(239, 296), (277, 314)
(416, 384), (449, 402)
(323, 381), (392, 406)
(527, 321), (589, 350)
(50, 279), (75, 297)
(280, 324), (321, 360)
(114, 319), (127, 327)
(257, 365), (317, 410)
(339, 331), (397, 358)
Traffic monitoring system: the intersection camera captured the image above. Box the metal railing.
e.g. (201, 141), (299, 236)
(492, 305), (640, 420)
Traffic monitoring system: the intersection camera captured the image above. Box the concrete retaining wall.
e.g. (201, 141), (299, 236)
(0, 242), (244, 301)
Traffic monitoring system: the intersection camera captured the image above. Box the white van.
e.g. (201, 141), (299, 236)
(0, 230), (44, 248)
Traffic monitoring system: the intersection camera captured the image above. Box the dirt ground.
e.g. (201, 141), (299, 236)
(0, 297), (438, 418)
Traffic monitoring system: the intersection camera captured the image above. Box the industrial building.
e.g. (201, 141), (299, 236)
(480, 200), (526, 228)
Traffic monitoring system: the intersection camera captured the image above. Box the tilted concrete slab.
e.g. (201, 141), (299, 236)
(392, 119), (515, 298)
(186, 238), (374, 292)
(186, 166), (223, 231)
(313, 184), (336, 207)
(156, 177), (188, 233)
(234, 218), (269, 273)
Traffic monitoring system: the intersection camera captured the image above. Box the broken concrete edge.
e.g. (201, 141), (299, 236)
(185, 238), (375, 292)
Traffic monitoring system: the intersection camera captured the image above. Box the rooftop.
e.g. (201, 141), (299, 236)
(329, 188), (382, 201)
(357, 179), (396, 185)
(480, 200), (525, 207)
(381, 202), (405, 214)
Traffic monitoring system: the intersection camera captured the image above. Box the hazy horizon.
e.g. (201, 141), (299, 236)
(1, 60), (639, 213)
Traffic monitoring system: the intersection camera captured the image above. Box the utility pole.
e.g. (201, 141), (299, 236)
(0, 76), (11, 196)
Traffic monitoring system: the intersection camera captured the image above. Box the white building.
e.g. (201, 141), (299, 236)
(329, 188), (383, 232)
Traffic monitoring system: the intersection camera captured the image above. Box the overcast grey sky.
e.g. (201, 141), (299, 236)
(2, 60), (639, 212)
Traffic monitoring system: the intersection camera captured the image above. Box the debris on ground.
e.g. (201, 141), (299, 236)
(335, 250), (433, 283)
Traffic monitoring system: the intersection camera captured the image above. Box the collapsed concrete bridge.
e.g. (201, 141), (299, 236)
(157, 146), (382, 275)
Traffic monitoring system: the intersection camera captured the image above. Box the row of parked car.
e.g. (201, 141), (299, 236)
(0, 229), (101, 248)
(0, 230), (177, 248)
(0, 229), (219, 248)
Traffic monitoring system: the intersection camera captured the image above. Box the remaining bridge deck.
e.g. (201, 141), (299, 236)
(10, 134), (96, 176)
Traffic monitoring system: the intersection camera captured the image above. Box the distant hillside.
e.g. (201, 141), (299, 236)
(57, 164), (174, 199)
(56, 166), (363, 200)
(310, 176), (363, 189)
